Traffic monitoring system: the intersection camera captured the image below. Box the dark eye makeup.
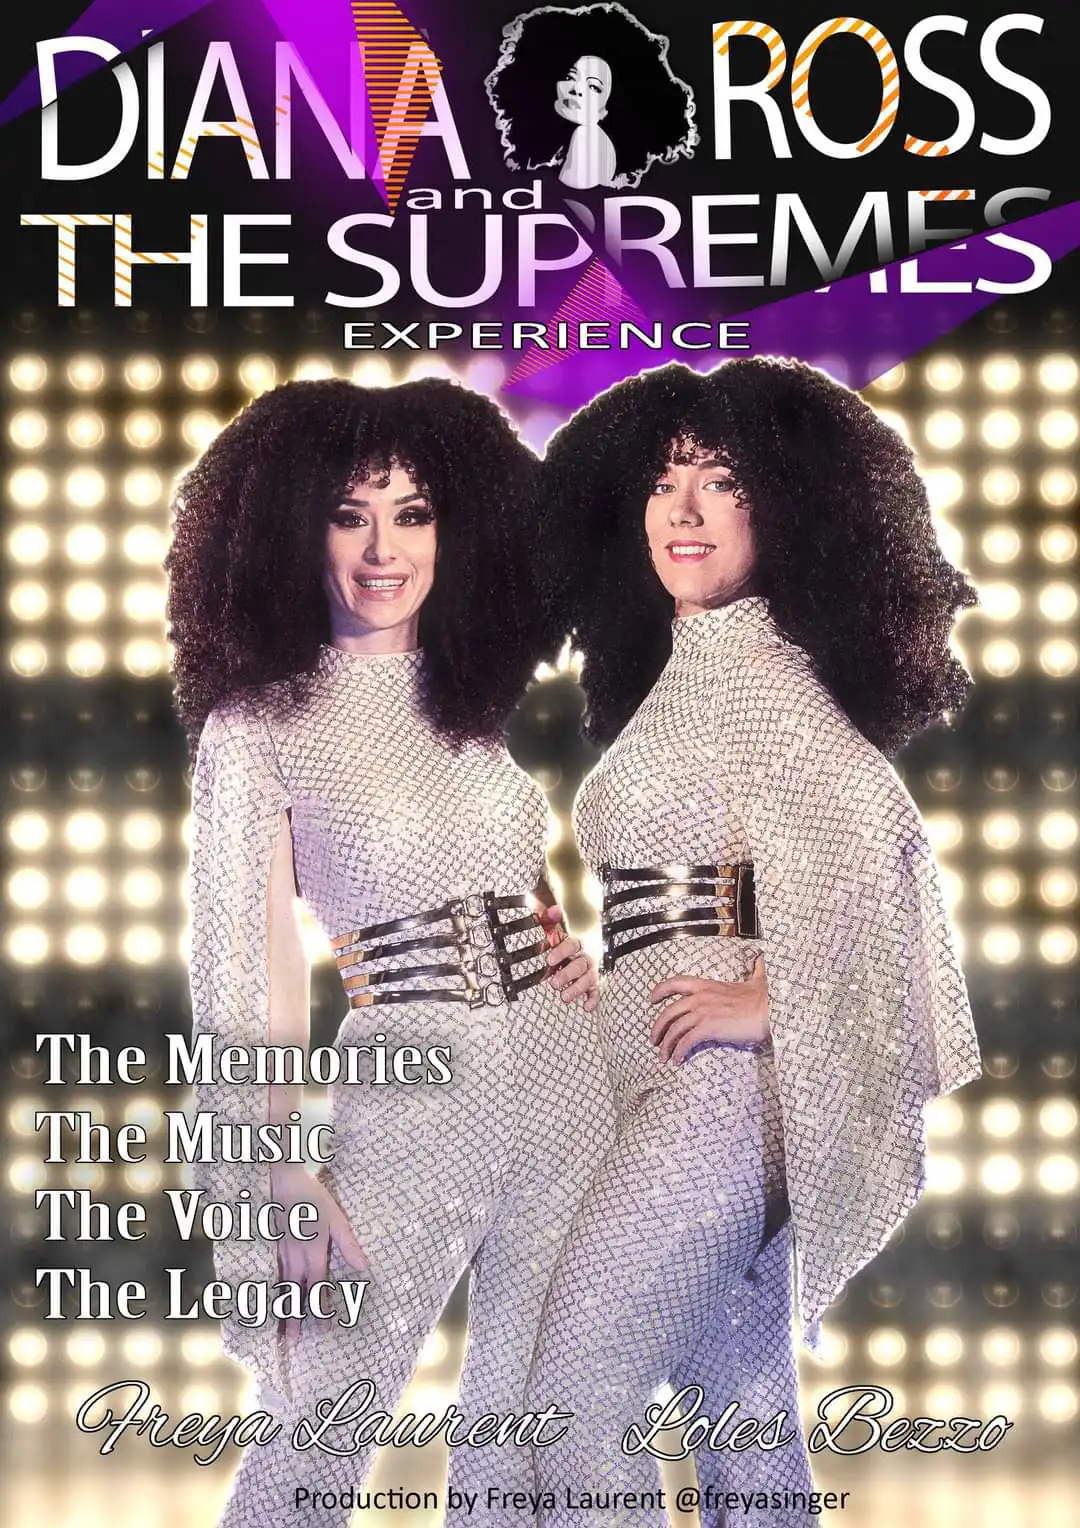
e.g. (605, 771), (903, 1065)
(329, 502), (435, 528)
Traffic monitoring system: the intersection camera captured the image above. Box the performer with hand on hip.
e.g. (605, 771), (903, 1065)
(527, 358), (982, 1525)
(167, 376), (612, 1527)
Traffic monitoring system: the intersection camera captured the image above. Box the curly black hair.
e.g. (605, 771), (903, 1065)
(486, 3), (696, 189)
(166, 376), (542, 752)
(537, 358), (978, 757)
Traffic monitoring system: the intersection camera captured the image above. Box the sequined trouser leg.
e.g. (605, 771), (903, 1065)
(217, 1002), (612, 1528)
(668, 1224), (815, 1526)
(527, 1046), (814, 1528)
(451, 1099), (607, 1514)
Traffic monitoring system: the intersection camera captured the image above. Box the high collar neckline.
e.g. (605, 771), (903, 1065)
(670, 596), (772, 653)
(316, 643), (423, 676)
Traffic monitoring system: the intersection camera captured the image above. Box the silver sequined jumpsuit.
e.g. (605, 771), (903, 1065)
(528, 599), (981, 1526)
(187, 646), (615, 1526)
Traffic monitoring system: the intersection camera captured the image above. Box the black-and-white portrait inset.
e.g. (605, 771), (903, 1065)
(486, 3), (698, 191)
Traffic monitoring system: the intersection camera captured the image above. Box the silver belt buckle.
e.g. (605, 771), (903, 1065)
(470, 918), (494, 950)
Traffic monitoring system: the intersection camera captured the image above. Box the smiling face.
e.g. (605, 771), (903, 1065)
(555, 54), (613, 125)
(322, 461), (437, 652)
(644, 441), (757, 617)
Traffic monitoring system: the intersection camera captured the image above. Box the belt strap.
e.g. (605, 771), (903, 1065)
(330, 892), (532, 956)
(603, 876), (735, 910)
(599, 861), (759, 972)
(605, 905), (734, 939)
(605, 924), (730, 965)
(332, 892), (549, 1010)
(603, 862), (735, 882)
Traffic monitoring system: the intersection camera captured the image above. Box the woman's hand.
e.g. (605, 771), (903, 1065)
(537, 902), (600, 1012)
(270, 1160), (369, 1345)
(649, 955), (769, 1063)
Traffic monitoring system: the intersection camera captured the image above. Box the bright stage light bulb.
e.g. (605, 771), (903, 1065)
(1040, 640), (1078, 678)
(982, 927), (1021, 964)
(1039, 409), (1079, 450)
(65, 525), (106, 565)
(980, 410), (1022, 450)
(8, 467), (49, 509)
(239, 354), (277, 394)
(9, 410), (48, 450)
(64, 581), (107, 622)
(982, 527), (1021, 564)
(9, 582), (49, 621)
(67, 355), (105, 391)
(981, 355), (1021, 392)
(9, 525), (49, 565)
(924, 356), (964, 392)
(124, 356), (162, 391)
(1039, 468), (1077, 506)
(66, 411), (106, 449)
(9, 355), (48, 391)
(1038, 355), (1078, 393)
(124, 410), (162, 449)
(182, 355), (220, 391)
(123, 469), (163, 508)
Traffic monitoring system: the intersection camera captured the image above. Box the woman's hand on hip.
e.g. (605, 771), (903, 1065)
(269, 1160), (369, 1345)
(649, 954), (769, 1063)
(538, 902), (600, 1012)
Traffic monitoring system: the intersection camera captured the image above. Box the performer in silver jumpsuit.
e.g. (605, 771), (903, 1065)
(527, 359), (983, 1525)
(166, 377), (613, 1525)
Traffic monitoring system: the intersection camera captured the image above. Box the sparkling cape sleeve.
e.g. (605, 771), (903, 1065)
(712, 637), (981, 1346)
(187, 700), (293, 1394)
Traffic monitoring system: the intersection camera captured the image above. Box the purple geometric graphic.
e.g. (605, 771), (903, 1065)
(259, 0), (384, 198)
(507, 198), (1080, 408)
(6, 3), (1079, 407)
(507, 258), (647, 387)
(350, 0), (441, 212)
(0, 0), (215, 127)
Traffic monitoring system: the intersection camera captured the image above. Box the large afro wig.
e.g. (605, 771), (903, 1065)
(537, 358), (978, 757)
(166, 377), (542, 753)
(486, 3), (697, 189)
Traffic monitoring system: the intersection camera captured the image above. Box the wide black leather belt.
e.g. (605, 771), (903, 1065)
(331, 892), (551, 1009)
(599, 862), (760, 973)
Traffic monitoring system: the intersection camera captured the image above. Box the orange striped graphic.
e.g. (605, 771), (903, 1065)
(19, 214), (114, 306)
(917, 188), (975, 202)
(713, 20), (786, 91)
(113, 214), (209, 306)
(352, 1), (442, 214)
(791, 17), (899, 157)
(170, 118), (266, 178)
(906, 131), (962, 159)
